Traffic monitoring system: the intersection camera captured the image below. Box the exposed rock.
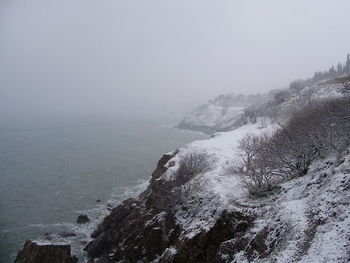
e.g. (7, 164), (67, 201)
(77, 214), (89, 224)
(84, 151), (260, 263)
(85, 84), (350, 262)
(84, 152), (178, 261)
(15, 240), (77, 263)
(58, 231), (77, 238)
(170, 211), (254, 263)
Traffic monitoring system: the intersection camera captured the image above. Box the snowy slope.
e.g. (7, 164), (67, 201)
(160, 121), (350, 262)
(267, 81), (350, 121)
(162, 123), (276, 239)
(84, 112), (350, 263)
(176, 94), (268, 134)
(178, 77), (350, 134)
(84, 77), (350, 263)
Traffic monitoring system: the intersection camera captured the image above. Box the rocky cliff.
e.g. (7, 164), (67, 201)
(84, 150), (259, 263)
(84, 120), (350, 262)
(15, 76), (350, 263)
(84, 77), (350, 263)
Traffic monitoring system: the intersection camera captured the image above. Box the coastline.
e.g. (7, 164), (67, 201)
(5, 120), (205, 263)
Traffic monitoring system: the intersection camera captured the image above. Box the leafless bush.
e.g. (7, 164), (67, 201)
(242, 107), (259, 124)
(173, 152), (211, 187)
(283, 98), (350, 159)
(171, 177), (204, 208)
(232, 134), (286, 196)
(234, 97), (350, 196)
(164, 152), (211, 211)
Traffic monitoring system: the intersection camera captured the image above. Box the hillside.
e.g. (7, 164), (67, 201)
(176, 93), (270, 134)
(79, 76), (350, 262)
(178, 54), (350, 135)
(15, 74), (350, 262)
(178, 76), (350, 135)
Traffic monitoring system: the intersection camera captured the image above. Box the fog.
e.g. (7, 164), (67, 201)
(1, 0), (350, 122)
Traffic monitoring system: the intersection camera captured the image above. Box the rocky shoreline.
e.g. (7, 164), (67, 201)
(14, 76), (350, 263)
(15, 126), (350, 263)
(15, 151), (266, 263)
(82, 152), (265, 263)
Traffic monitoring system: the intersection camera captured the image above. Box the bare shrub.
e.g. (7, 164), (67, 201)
(282, 98), (350, 159)
(232, 134), (285, 196)
(242, 107), (259, 124)
(165, 152), (211, 211)
(234, 97), (350, 196)
(172, 152), (210, 187)
(171, 177), (204, 209)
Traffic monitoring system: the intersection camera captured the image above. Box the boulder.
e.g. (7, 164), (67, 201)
(77, 214), (89, 224)
(15, 240), (77, 263)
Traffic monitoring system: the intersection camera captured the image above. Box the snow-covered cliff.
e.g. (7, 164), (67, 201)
(15, 76), (350, 263)
(84, 121), (350, 263)
(82, 76), (350, 263)
(176, 93), (269, 134)
(178, 76), (350, 134)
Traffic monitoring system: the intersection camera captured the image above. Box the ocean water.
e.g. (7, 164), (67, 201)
(0, 116), (206, 262)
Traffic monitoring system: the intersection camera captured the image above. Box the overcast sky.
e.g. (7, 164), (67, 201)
(1, 0), (350, 121)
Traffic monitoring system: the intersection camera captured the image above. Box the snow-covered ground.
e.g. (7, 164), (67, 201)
(82, 76), (350, 263)
(178, 104), (245, 132)
(160, 77), (350, 262)
(159, 116), (349, 262)
(178, 78), (350, 135)
(163, 122), (274, 238)
(176, 93), (269, 134)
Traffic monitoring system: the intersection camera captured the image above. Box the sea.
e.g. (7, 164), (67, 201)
(0, 115), (206, 262)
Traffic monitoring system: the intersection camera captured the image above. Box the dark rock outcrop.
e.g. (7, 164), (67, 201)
(85, 152), (179, 261)
(84, 152), (263, 263)
(170, 211), (254, 263)
(15, 240), (77, 263)
(77, 214), (89, 224)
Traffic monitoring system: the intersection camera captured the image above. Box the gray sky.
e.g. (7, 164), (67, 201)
(1, 0), (350, 120)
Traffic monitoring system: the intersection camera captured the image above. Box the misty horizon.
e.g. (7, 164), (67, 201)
(2, 2), (350, 262)
(1, 0), (350, 121)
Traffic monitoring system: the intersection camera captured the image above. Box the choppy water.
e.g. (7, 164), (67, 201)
(0, 116), (206, 262)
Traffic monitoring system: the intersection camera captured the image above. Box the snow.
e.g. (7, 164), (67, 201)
(145, 212), (167, 227)
(179, 78), (350, 135)
(177, 93), (270, 133)
(33, 240), (69, 246)
(162, 116), (349, 261)
(161, 122), (276, 239)
(303, 221), (349, 263)
(164, 79), (350, 261)
(251, 154), (350, 263)
(181, 104), (245, 130)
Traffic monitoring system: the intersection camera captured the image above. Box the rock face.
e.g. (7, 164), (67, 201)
(15, 240), (77, 263)
(84, 152), (263, 263)
(77, 214), (89, 224)
(85, 128), (350, 263)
